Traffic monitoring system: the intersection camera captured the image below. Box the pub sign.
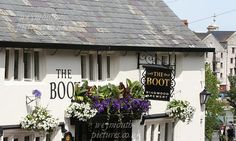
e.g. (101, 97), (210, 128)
(143, 65), (173, 101)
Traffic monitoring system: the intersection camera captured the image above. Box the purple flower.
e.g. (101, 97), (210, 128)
(131, 99), (150, 112)
(112, 99), (121, 110)
(32, 89), (41, 97)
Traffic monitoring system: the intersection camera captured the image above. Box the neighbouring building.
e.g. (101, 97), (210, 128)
(0, 1), (213, 141)
(195, 32), (228, 92)
(196, 26), (236, 91)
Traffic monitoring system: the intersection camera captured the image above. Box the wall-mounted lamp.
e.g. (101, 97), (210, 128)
(200, 88), (211, 105)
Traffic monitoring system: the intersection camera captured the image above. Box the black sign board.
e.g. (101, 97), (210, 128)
(143, 66), (172, 101)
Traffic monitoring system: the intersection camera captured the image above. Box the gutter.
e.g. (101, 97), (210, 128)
(0, 41), (215, 52)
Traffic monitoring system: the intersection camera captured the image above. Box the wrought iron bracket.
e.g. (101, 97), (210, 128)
(138, 52), (177, 97)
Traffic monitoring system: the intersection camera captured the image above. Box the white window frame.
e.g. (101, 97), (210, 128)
(23, 50), (33, 80)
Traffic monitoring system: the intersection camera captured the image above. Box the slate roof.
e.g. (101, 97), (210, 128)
(210, 31), (235, 43)
(195, 33), (210, 40)
(0, 0), (208, 50)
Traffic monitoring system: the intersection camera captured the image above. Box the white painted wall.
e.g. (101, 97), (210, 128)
(0, 49), (205, 141)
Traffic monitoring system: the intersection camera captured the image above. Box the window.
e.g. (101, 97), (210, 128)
(35, 137), (40, 141)
(3, 137), (8, 141)
(14, 50), (19, 80)
(14, 139), (18, 141)
(231, 58), (234, 64)
(221, 53), (223, 58)
(89, 54), (94, 80)
(24, 136), (30, 141)
(34, 52), (39, 80)
(82, 54), (111, 81)
(161, 56), (168, 65)
(23, 51), (40, 80)
(220, 73), (223, 78)
(24, 51), (32, 79)
(205, 52), (208, 58)
(5, 49), (9, 79)
(232, 48), (235, 54)
(230, 68), (233, 75)
(221, 62), (223, 68)
(5, 49), (41, 81)
(97, 54), (102, 80)
(107, 56), (110, 78)
(81, 55), (87, 79)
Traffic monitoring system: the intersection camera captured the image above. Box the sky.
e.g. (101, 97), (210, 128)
(163, 0), (236, 32)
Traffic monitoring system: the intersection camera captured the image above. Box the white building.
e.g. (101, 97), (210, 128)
(195, 32), (228, 91)
(196, 29), (236, 91)
(0, 0), (213, 141)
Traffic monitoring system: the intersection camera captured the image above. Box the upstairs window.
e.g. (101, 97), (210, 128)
(231, 58), (234, 64)
(97, 54), (103, 80)
(34, 52), (40, 80)
(14, 50), (19, 80)
(221, 53), (223, 58)
(220, 73), (223, 78)
(89, 54), (94, 81)
(230, 68), (233, 75)
(24, 51), (32, 79)
(4, 49), (9, 79)
(81, 55), (87, 79)
(232, 47), (235, 54)
(5, 49), (41, 81)
(81, 54), (111, 81)
(107, 56), (110, 78)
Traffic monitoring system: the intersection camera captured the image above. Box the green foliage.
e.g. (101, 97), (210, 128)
(227, 77), (236, 114)
(73, 79), (145, 102)
(228, 76), (236, 88)
(205, 64), (225, 140)
(166, 99), (195, 123)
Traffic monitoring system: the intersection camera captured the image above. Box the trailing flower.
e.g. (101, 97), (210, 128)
(20, 106), (58, 132)
(65, 102), (97, 121)
(65, 79), (151, 121)
(166, 99), (195, 123)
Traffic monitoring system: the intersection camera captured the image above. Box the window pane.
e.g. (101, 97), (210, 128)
(97, 55), (102, 80)
(5, 50), (9, 79)
(162, 56), (168, 65)
(24, 136), (30, 141)
(89, 54), (94, 80)
(3, 137), (8, 141)
(24, 52), (32, 79)
(35, 137), (40, 141)
(81, 55), (87, 79)
(14, 50), (19, 80)
(107, 56), (110, 78)
(34, 52), (39, 80)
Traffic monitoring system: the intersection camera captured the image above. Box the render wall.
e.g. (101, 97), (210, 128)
(0, 49), (205, 141)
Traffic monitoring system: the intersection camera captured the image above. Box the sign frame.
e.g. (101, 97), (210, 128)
(142, 65), (175, 101)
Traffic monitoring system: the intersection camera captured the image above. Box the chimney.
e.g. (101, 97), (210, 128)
(182, 19), (188, 27)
